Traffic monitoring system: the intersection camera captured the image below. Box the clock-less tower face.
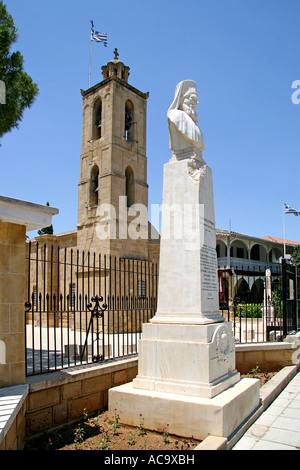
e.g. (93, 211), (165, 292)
(77, 50), (149, 260)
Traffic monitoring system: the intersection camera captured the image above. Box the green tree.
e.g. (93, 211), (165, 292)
(37, 224), (53, 236)
(292, 245), (300, 268)
(0, 1), (38, 139)
(37, 202), (54, 235)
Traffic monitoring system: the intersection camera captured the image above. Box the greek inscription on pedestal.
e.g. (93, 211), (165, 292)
(200, 239), (218, 300)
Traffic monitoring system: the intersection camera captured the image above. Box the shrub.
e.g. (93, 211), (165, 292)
(235, 303), (263, 318)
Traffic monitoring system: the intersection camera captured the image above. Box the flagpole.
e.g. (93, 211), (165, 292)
(88, 21), (108, 88)
(89, 21), (93, 88)
(283, 202), (286, 258)
(89, 38), (92, 88)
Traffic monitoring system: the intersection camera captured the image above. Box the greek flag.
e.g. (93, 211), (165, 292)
(91, 22), (108, 47)
(284, 203), (300, 216)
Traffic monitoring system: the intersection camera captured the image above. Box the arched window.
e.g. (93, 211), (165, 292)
(90, 165), (99, 206)
(251, 278), (264, 303)
(234, 278), (250, 303)
(250, 244), (267, 262)
(216, 241), (227, 258)
(231, 240), (247, 259)
(125, 166), (135, 207)
(93, 98), (102, 139)
(125, 100), (134, 141)
(251, 244), (260, 261)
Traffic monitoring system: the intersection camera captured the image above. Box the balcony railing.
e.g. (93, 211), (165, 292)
(217, 257), (281, 272)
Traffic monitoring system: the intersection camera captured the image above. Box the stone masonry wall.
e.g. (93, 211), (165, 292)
(0, 222), (26, 387)
(25, 357), (138, 438)
(235, 343), (297, 374)
(0, 389), (27, 450)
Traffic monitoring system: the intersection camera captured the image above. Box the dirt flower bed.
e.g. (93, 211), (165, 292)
(25, 409), (201, 451)
(241, 368), (279, 387)
(24, 368), (279, 451)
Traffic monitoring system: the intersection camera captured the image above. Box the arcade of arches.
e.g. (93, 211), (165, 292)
(216, 231), (286, 304)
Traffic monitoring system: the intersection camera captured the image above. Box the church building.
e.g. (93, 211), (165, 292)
(30, 49), (160, 267)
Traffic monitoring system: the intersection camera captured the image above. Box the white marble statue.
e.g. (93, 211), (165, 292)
(109, 79), (260, 441)
(167, 80), (205, 158)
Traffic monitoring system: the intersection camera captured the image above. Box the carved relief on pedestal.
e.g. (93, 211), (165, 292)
(213, 323), (235, 365)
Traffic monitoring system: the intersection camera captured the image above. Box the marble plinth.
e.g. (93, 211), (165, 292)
(132, 322), (240, 398)
(109, 377), (260, 441)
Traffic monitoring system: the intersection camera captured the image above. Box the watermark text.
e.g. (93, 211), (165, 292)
(291, 80), (300, 104)
(94, 197), (207, 251)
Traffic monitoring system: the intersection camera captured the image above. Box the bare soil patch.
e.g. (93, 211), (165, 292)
(25, 409), (200, 451)
(241, 370), (278, 387)
(24, 369), (278, 451)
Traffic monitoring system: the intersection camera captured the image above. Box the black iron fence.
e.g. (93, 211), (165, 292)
(25, 242), (299, 376)
(282, 258), (300, 337)
(219, 263), (284, 342)
(219, 260), (299, 342)
(25, 241), (158, 376)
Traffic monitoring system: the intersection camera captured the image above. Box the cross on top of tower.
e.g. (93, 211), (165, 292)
(100, 48), (131, 83)
(113, 48), (119, 60)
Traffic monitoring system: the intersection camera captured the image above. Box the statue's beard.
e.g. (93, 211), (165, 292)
(181, 103), (198, 123)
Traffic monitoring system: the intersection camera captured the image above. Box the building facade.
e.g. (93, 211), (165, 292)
(216, 228), (299, 304)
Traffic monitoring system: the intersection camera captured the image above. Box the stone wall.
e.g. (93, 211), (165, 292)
(0, 222), (26, 387)
(0, 399), (27, 450)
(235, 342), (297, 374)
(0, 384), (28, 450)
(25, 357), (138, 438)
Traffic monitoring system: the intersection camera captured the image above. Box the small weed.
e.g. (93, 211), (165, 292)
(249, 364), (260, 375)
(138, 413), (146, 435)
(99, 435), (110, 450)
(83, 407), (88, 420)
(46, 437), (52, 450)
(74, 424), (85, 448)
(102, 428), (110, 439)
(162, 424), (170, 444)
(128, 432), (135, 446)
(112, 409), (120, 435)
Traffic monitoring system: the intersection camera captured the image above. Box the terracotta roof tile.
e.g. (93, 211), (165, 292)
(261, 236), (300, 246)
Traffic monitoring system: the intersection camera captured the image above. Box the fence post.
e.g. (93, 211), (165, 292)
(0, 197), (58, 387)
(296, 265), (299, 332)
(282, 258), (287, 337)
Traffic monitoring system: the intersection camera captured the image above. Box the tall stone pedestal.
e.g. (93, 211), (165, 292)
(109, 154), (260, 440)
(153, 156), (224, 325)
(133, 322), (240, 398)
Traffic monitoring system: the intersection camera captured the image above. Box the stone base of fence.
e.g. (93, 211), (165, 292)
(235, 342), (298, 374)
(25, 356), (138, 439)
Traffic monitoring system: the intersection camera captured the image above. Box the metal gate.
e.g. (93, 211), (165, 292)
(282, 258), (299, 336)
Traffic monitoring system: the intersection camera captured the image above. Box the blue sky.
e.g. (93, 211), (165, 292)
(1, 0), (300, 242)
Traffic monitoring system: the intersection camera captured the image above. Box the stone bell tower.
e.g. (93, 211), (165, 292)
(77, 49), (150, 259)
